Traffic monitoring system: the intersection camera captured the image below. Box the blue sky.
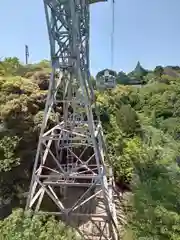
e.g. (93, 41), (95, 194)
(0, 0), (180, 76)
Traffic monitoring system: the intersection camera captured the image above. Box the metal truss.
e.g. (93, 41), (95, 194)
(26, 0), (119, 239)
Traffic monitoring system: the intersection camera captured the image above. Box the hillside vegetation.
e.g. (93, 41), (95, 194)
(1, 57), (180, 239)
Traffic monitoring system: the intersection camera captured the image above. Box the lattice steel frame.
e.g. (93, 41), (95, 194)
(26, 0), (118, 239)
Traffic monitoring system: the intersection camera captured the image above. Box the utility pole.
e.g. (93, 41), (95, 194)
(25, 45), (29, 65)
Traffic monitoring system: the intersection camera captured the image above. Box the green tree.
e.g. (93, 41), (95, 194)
(154, 65), (164, 77)
(0, 209), (80, 240)
(0, 57), (22, 76)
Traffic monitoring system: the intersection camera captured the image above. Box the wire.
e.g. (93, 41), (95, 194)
(111, 0), (115, 69)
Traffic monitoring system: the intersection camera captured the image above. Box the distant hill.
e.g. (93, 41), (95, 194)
(95, 63), (180, 88)
(163, 66), (180, 78)
(119, 64), (180, 85)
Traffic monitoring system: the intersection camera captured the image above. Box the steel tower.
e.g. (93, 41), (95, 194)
(26, 0), (119, 239)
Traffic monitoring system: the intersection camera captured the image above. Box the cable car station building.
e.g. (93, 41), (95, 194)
(96, 69), (117, 89)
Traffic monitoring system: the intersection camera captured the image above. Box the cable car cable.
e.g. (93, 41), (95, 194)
(111, 0), (115, 69)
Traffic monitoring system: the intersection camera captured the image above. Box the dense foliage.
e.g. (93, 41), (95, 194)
(0, 58), (50, 202)
(1, 57), (180, 239)
(96, 67), (180, 239)
(0, 209), (78, 240)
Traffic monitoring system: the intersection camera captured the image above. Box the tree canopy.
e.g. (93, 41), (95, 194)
(1, 57), (180, 239)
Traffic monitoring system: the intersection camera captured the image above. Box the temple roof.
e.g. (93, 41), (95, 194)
(134, 61), (145, 73)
